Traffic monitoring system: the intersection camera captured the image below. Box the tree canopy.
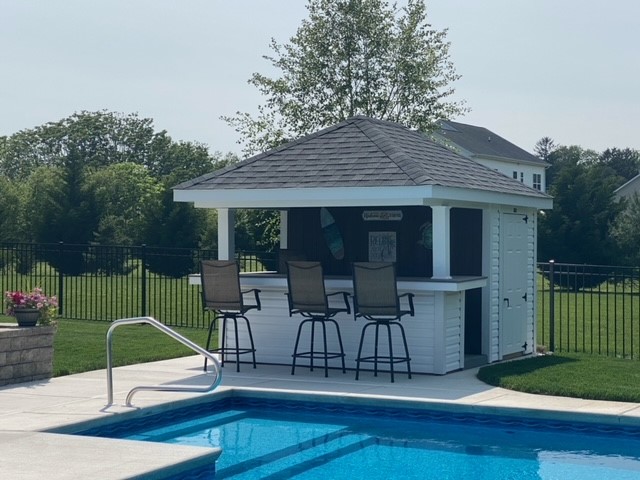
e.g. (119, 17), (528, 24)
(537, 144), (626, 266)
(0, 110), (240, 275)
(224, 0), (466, 156)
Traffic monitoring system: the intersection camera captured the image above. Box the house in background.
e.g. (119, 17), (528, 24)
(431, 120), (548, 192)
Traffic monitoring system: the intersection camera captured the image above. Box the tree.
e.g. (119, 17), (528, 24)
(0, 176), (26, 243)
(544, 145), (599, 191)
(0, 111), (167, 180)
(0, 110), (228, 249)
(142, 187), (206, 278)
(598, 148), (640, 183)
(147, 140), (217, 182)
(534, 136), (556, 162)
(224, 0), (466, 156)
(23, 155), (97, 274)
(538, 148), (623, 266)
(84, 163), (163, 246)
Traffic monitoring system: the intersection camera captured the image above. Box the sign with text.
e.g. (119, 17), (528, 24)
(368, 231), (397, 262)
(362, 210), (403, 221)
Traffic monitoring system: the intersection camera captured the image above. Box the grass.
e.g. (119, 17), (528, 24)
(478, 352), (640, 403)
(1, 316), (213, 377)
(4, 315), (640, 404)
(536, 273), (640, 359)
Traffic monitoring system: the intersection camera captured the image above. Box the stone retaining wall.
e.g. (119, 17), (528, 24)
(0, 324), (56, 386)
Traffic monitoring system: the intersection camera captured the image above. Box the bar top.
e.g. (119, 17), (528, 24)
(189, 272), (486, 292)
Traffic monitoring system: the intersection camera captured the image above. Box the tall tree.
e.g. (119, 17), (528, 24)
(224, 0), (466, 155)
(534, 136), (556, 162)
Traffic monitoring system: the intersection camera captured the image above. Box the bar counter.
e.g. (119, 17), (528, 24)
(190, 273), (487, 375)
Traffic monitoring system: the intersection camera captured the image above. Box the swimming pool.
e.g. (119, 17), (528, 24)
(77, 396), (640, 479)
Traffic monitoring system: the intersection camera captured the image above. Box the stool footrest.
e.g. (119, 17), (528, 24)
(293, 351), (345, 360)
(208, 347), (256, 355)
(356, 355), (410, 364)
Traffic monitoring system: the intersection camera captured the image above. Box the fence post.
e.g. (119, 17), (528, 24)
(58, 242), (64, 316)
(140, 244), (147, 317)
(549, 259), (555, 352)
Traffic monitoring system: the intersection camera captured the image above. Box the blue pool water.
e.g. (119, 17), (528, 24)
(78, 397), (640, 479)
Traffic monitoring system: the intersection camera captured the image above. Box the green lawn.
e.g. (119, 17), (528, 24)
(478, 352), (640, 403)
(4, 315), (640, 404)
(537, 273), (640, 359)
(1, 316), (213, 377)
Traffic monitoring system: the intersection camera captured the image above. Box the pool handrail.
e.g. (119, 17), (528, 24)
(106, 316), (222, 406)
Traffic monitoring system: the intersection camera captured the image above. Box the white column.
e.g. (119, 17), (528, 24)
(432, 205), (451, 279)
(279, 210), (288, 249)
(217, 208), (235, 261)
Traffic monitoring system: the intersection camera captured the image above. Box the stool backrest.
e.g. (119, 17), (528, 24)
(286, 261), (328, 314)
(201, 260), (243, 312)
(352, 262), (399, 317)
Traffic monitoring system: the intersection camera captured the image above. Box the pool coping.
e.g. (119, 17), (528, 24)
(3, 356), (640, 478)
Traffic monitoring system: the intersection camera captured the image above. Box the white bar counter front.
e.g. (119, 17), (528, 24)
(190, 273), (487, 375)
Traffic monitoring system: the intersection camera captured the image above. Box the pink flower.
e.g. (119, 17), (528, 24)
(4, 288), (58, 326)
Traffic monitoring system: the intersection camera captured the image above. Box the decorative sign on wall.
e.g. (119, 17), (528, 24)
(368, 231), (397, 262)
(362, 210), (403, 221)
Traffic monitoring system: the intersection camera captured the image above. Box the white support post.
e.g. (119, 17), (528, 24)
(217, 208), (235, 261)
(432, 205), (451, 279)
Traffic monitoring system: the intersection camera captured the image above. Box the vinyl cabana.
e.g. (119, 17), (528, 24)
(174, 116), (552, 375)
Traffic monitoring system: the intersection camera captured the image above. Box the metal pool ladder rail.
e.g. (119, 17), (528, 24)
(106, 316), (222, 407)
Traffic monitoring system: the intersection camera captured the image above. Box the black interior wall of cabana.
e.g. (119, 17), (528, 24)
(284, 206), (482, 278)
(450, 208), (483, 356)
(285, 206), (432, 277)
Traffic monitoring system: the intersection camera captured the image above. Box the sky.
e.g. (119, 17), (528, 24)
(1, 0), (639, 157)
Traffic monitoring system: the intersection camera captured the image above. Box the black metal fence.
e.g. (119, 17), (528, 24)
(537, 261), (640, 359)
(0, 242), (277, 328)
(2, 244), (639, 358)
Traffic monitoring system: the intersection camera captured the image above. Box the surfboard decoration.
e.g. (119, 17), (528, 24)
(320, 207), (345, 260)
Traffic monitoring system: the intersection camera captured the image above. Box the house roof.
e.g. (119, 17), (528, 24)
(435, 120), (546, 166)
(614, 173), (640, 199)
(174, 116), (552, 209)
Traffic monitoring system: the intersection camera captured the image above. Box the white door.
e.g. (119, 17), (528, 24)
(501, 213), (529, 356)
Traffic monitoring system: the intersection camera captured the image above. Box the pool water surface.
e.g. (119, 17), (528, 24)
(78, 397), (640, 479)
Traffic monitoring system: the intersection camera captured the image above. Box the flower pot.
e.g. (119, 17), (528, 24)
(14, 308), (40, 327)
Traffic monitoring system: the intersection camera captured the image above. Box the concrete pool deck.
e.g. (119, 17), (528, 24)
(3, 356), (640, 479)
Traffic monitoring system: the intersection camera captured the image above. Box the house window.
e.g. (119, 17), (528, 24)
(512, 171), (518, 179)
(520, 172), (524, 183)
(533, 173), (542, 191)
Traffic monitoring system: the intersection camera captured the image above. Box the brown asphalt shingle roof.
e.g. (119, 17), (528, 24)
(175, 116), (548, 199)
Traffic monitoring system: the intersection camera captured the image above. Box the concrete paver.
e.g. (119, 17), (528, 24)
(2, 356), (640, 478)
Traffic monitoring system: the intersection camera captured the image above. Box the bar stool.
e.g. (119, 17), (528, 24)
(286, 261), (350, 377)
(352, 261), (415, 382)
(200, 260), (261, 372)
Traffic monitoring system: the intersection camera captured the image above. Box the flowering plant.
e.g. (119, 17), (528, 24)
(4, 288), (58, 326)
